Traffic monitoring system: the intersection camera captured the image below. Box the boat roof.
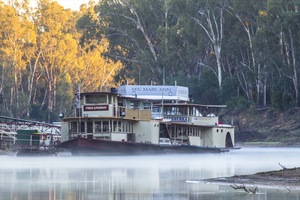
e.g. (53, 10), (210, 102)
(63, 116), (140, 122)
(154, 103), (227, 108)
(160, 121), (234, 128)
(160, 121), (215, 127)
(75, 91), (118, 96)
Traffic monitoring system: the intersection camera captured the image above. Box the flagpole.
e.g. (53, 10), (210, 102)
(78, 84), (81, 136)
(75, 83), (81, 136)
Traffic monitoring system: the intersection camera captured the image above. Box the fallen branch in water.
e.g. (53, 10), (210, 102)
(230, 184), (258, 194)
(278, 162), (287, 170)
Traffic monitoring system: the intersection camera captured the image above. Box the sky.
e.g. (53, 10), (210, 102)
(55, 0), (92, 10)
(3, 0), (92, 10)
(3, 0), (93, 11)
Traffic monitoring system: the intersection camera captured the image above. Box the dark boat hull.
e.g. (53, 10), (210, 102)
(16, 149), (55, 157)
(57, 138), (226, 156)
(161, 145), (228, 154)
(58, 137), (163, 156)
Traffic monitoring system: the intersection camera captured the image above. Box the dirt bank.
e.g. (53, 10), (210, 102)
(202, 167), (300, 191)
(222, 107), (300, 145)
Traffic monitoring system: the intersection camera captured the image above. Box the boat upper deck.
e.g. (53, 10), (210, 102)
(66, 85), (230, 127)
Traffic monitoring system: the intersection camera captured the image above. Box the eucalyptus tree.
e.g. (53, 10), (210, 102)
(185, 0), (229, 90)
(34, 0), (79, 121)
(267, 0), (300, 107)
(226, 0), (269, 106)
(96, 0), (179, 85)
(0, 0), (35, 117)
(76, 3), (124, 93)
(0, 3), (19, 115)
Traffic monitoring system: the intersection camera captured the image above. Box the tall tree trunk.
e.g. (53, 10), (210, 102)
(27, 51), (41, 116)
(288, 28), (299, 106)
(193, 7), (224, 89)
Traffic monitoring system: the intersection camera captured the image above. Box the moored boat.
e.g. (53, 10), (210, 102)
(58, 85), (235, 155)
(0, 116), (61, 156)
(15, 129), (60, 156)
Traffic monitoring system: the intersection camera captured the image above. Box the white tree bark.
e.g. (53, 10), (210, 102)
(192, 7), (224, 89)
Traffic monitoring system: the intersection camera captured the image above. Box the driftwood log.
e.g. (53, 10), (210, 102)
(230, 184), (258, 194)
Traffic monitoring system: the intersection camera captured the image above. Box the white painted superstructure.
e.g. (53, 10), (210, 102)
(61, 85), (235, 149)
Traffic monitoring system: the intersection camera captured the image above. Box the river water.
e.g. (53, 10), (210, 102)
(1, 147), (300, 200)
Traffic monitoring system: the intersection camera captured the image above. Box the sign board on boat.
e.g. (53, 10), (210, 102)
(118, 85), (189, 101)
(83, 105), (109, 111)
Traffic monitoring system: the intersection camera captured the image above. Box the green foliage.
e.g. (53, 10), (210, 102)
(221, 76), (240, 103)
(29, 104), (46, 121)
(227, 96), (250, 112)
(188, 71), (220, 104)
(1, 0), (300, 123)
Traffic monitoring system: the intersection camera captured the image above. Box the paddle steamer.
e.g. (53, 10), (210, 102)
(58, 85), (235, 155)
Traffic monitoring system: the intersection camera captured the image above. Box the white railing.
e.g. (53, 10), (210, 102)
(0, 129), (17, 142)
(0, 122), (60, 135)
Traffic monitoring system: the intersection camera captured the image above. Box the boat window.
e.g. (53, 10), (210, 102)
(207, 113), (216, 117)
(70, 122), (77, 132)
(86, 94), (107, 104)
(152, 107), (160, 112)
(87, 121), (93, 133)
(126, 122), (129, 132)
(112, 121), (117, 132)
(165, 107), (174, 115)
(80, 122), (85, 133)
(128, 122), (132, 132)
(143, 102), (151, 110)
(183, 127), (188, 135)
(122, 122), (126, 132)
(178, 127), (182, 135)
(103, 121), (109, 132)
(171, 126), (176, 136)
(133, 102), (139, 109)
(189, 128), (193, 136)
(95, 121), (101, 132)
(178, 107), (186, 115)
(192, 107), (202, 116)
(118, 121), (122, 132)
(110, 96), (114, 104)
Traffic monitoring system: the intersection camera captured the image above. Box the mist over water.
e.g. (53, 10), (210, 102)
(1, 148), (300, 199)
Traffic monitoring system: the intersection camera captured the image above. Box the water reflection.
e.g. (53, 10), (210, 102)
(1, 148), (300, 199)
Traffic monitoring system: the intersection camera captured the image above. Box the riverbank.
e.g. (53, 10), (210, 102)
(229, 107), (300, 145)
(201, 167), (300, 191)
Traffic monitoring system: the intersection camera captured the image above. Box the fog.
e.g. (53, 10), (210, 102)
(1, 148), (300, 199)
